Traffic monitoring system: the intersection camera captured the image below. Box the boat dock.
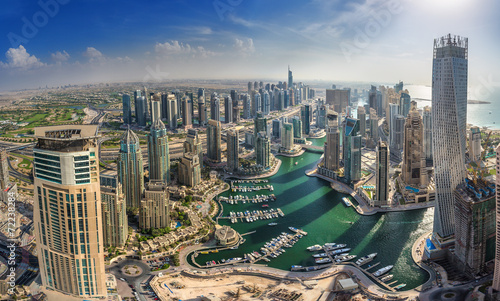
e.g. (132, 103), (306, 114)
(343, 262), (396, 292)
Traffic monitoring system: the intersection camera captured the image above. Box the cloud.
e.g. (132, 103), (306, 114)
(83, 47), (105, 63)
(1, 45), (45, 69)
(51, 50), (70, 63)
(233, 38), (255, 56)
(155, 40), (215, 58)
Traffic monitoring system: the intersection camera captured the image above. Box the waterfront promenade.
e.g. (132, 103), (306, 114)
(305, 165), (435, 216)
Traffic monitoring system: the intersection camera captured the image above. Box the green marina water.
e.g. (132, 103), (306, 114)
(191, 137), (433, 290)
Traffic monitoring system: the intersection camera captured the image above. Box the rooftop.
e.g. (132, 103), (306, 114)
(35, 125), (99, 139)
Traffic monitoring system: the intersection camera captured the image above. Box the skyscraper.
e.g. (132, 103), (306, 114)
(231, 90), (240, 123)
(207, 119), (221, 163)
(256, 132), (271, 169)
(492, 144), (500, 291)
(101, 181), (127, 248)
(401, 106), (428, 188)
(224, 96), (233, 124)
(469, 126), (481, 162)
(182, 96), (192, 127)
(184, 129), (203, 168)
(400, 92), (411, 118)
(135, 96), (147, 126)
(198, 95), (207, 126)
(423, 106), (433, 162)
(151, 93), (162, 124)
(147, 119), (170, 183)
(33, 125), (106, 297)
(343, 118), (361, 183)
(167, 94), (177, 130)
(324, 114), (340, 171)
(325, 89), (349, 113)
(243, 94), (251, 119)
(261, 90), (270, 115)
(210, 92), (220, 122)
(118, 128), (144, 208)
(226, 130), (239, 172)
(272, 119), (281, 139)
(454, 178), (495, 276)
(292, 117), (302, 139)
(432, 34), (468, 240)
(122, 94), (132, 124)
(357, 106), (366, 137)
(178, 152), (201, 187)
(301, 105), (311, 135)
(253, 92), (262, 116)
(288, 66), (293, 89)
(375, 140), (389, 206)
(369, 108), (378, 141)
(139, 180), (170, 230)
(281, 122), (294, 151)
(254, 112), (268, 139)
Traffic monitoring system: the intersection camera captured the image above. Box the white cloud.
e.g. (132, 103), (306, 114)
(155, 40), (215, 58)
(233, 38), (255, 56)
(1, 45), (45, 69)
(51, 50), (70, 63)
(83, 47), (105, 63)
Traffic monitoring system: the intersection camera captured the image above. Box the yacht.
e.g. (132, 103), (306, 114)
(355, 253), (377, 266)
(307, 245), (323, 251)
(395, 284), (407, 290)
(373, 265), (393, 277)
(341, 197), (352, 207)
(330, 248), (351, 256)
(315, 258), (332, 264)
(324, 243), (346, 251)
(380, 274), (393, 282)
(268, 222), (278, 226)
(312, 253), (328, 258)
(335, 255), (357, 263)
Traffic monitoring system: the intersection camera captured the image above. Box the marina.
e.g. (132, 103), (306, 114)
(191, 137), (432, 290)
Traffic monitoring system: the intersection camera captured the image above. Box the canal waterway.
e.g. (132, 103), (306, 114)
(190, 137), (433, 290)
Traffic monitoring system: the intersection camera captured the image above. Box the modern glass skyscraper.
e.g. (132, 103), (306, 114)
(101, 181), (127, 249)
(122, 94), (132, 124)
(288, 66), (293, 89)
(432, 34), (468, 240)
(207, 119), (221, 163)
(226, 129), (239, 172)
(135, 96), (147, 126)
(343, 118), (361, 183)
(375, 140), (389, 206)
(301, 105), (311, 135)
(33, 125), (106, 297)
(118, 128), (144, 208)
(148, 119), (170, 183)
(224, 96), (233, 124)
(210, 92), (220, 122)
(256, 132), (271, 169)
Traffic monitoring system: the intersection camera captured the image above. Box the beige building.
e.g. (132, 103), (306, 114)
(469, 126), (481, 162)
(33, 125), (106, 297)
(215, 225), (238, 246)
(139, 180), (170, 230)
(178, 152), (201, 187)
(325, 89), (349, 113)
(101, 182), (128, 248)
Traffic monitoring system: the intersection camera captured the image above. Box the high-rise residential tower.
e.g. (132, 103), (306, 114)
(469, 126), (481, 162)
(147, 119), (170, 183)
(357, 106), (366, 137)
(139, 180), (170, 230)
(375, 140), (389, 206)
(122, 94), (132, 124)
(402, 106), (428, 188)
(101, 181), (127, 249)
(135, 96), (147, 126)
(256, 132), (271, 169)
(226, 130), (239, 172)
(343, 118), (361, 182)
(324, 113), (340, 171)
(281, 122), (294, 151)
(423, 106), (433, 162)
(184, 129), (203, 168)
(210, 93), (220, 122)
(492, 144), (500, 291)
(432, 34), (468, 240)
(207, 119), (221, 163)
(224, 96), (233, 124)
(33, 125), (106, 297)
(118, 128), (144, 208)
(288, 66), (293, 89)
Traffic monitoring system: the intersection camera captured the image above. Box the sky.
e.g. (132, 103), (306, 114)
(1, 0), (500, 95)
